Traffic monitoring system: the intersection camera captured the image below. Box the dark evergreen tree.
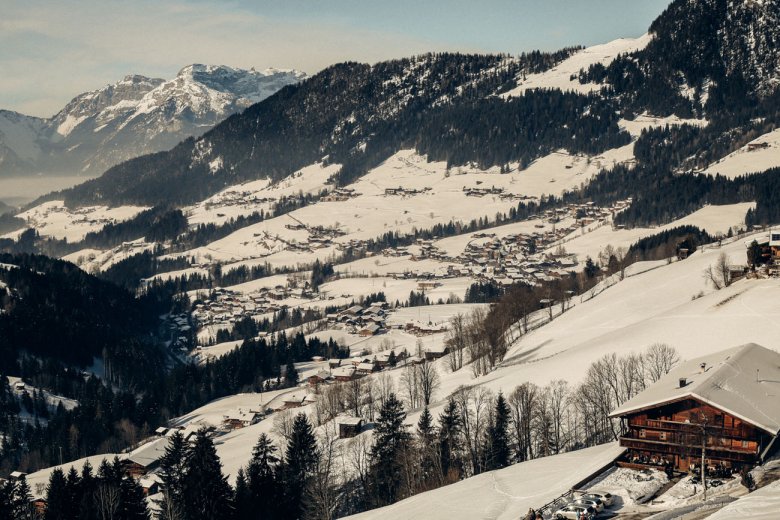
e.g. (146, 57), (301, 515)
(44, 468), (69, 520)
(158, 430), (187, 515)
(370, 393), (411, 506)
(182, 429), (234, 520)
(11, 476), (34, 520)
(283, 413), (318, 519)
(234, 468), (251, 520)
(438, 398), (462, 482)
(247, 433), (281, 519)
(416, 406), (438, 490)
(485, 393), (511, 471)
(120, 477), (150, 520)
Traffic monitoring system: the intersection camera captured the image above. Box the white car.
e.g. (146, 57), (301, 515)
(583, 491), (613, 507)
(573, 498), (603, 512)
(553, 504), (596, 519)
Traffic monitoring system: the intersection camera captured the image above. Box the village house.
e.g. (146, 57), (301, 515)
(356, 361), (378, 376)
(308, 370), (332, 387)
(424, 344), (450, 361)
(280, 392), (316, 410)
(121, 438), (170, 478)
(332, 365), (357, 382)
(358, 323), (380, 337)
(337, 416), (365, 438)
(611, 343), (780, 472)
(222, 409), (263, 429)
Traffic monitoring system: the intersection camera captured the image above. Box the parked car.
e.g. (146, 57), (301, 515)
(573, 497), (603, 512)
(553, 504), (596, 519)
(581, 492), (613, 507)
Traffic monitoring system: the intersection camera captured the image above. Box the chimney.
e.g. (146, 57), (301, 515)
(700, 362), (707, 373)
(679, 377), (688, 388)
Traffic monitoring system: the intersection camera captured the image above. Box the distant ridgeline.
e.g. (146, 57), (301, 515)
(31, 0), (780, 232)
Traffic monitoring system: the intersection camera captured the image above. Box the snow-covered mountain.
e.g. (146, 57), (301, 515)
(0, 65), (306, 177)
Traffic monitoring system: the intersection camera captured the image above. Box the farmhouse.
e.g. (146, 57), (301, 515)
(337, 416), (364, 438)
(222, 409), (262, 429)
(611, 343), (780, 472)
(122, 438), (170, 478)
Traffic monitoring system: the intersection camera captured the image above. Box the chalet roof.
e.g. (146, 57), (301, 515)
(610, 343), (780, 435)
(127, 437), (169, 468)
(337, 416), (364, 426)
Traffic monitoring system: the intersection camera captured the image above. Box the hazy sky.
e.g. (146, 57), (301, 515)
(1, 0), (671, 118)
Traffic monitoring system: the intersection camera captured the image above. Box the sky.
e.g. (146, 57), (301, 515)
(1, 0), (671, 118)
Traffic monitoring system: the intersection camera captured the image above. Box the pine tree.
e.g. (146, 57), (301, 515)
(182, 429), (234, 520)
(234, 469), (252, 520)
(44, 468), (69, 520)
(78, 461), (98, 520)
(247, 433), (281, 519)
(120, 477), (150, 520)
(370, 393), (411, 506)
(283, 414), (318, 519)
(11, 476), (33, 520)
(158, 430), (187, 516)
(485, 393), (511, 471)
(437, 397), (462, 482)
(0, 480), (13, 520)
(285, 359), (299, 387)
(416, 407), (438, 490)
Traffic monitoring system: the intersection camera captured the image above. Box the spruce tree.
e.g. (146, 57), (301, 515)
(44, 468), (69, 520)
(0, 480), (13, 520)
(120, 476), (150, 520)
(182, 429), (234, 520)
(285, 359), (299, 387)
(247, 433), (281, 518)
(158, 430), (187, 515)
(283, 414), (318, 519)
(485, 393), (511, 470)
(234, 468), (252, 520)
(416, 406), (438, 490)
(370, 392), (410, 506)
(437, 397), (462, 481)
(79, 462), (98, 520)
(11, 476), (33, 520)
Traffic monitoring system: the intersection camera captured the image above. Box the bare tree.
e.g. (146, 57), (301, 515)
(94, 483), (120, 520)
(508, 383), (539, 461)
(345, 377), (364, 418)
(272, 408), (296, 441)
(643, 343), (680, 383)
(418, 361), (441, 406)
(446, 313), (467, 372)
(305, 424), (342, 520)
(400, 362), (421, 409)
(704, 252), (731, 289)
(453, 385), (492, 476)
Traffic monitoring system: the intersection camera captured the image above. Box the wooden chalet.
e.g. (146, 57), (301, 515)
(337, 416), (364, 438)
(121, 438), (169, 478)
(611, 343), (780, 472)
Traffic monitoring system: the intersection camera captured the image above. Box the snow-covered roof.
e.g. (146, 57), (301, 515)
(610, 343), (780, 435)
(127, 437), (169, 468)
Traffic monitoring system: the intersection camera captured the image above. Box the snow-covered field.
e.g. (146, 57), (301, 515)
(501, 34), (652, 97)
(11, 200), (148, 241)
(345, 443), (624, 520)
(549, 202), (754, 263)
(703, 127), (780, 178)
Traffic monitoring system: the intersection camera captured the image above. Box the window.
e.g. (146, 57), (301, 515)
(742, 440), (750, 448)
(639, 429), (646, 438)
(659, 432), (667, 441)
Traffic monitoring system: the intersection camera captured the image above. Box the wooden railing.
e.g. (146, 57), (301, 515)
(619, 436), (757, 462)
(629, 418), (744, 439)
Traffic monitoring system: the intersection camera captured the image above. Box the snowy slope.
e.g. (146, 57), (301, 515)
(703, 127), (780, 178)
(705, 479), (780, 520)
(345, 443), (624, 520)
(501, 34), (652, 97)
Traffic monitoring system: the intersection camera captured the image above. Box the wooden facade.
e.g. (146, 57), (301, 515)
(617, 398), (771, 471)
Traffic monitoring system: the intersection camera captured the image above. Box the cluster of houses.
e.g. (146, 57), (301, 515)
(326, 301), (389, 337)
(384, 186), (432, 196)
(320, 187), (360, 202)
(191, 286), (312, 328)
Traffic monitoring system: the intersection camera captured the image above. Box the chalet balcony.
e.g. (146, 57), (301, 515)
(619, 431), (758, 463)
(628, 418), (745, 439)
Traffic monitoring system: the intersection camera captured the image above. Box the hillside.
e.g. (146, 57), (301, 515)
(0, 65), (304, 177)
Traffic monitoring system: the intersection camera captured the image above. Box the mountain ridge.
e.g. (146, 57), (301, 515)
(0, 65), (306, 177)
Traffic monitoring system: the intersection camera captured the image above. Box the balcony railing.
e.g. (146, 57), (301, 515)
(628, 418), (745, 439)
(620, 431), (758, 455)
